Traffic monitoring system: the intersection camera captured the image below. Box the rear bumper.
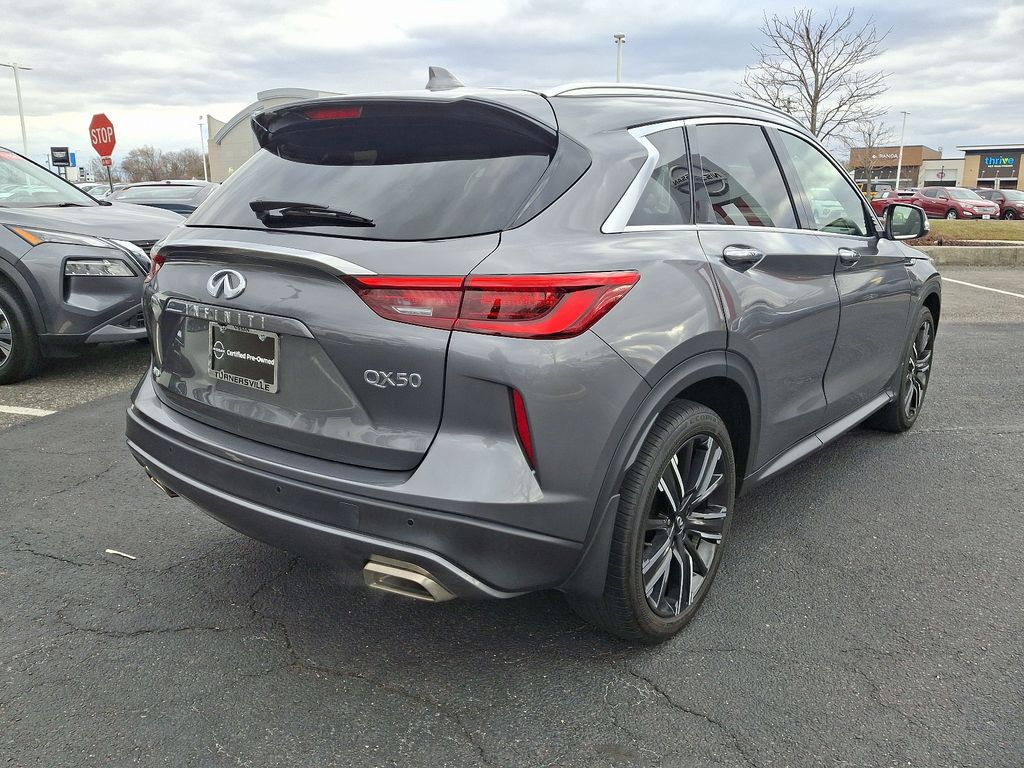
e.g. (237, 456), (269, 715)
(126, 379), (584, 598)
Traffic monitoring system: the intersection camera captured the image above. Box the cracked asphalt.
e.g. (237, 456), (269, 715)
(2, 268), (1023, 767)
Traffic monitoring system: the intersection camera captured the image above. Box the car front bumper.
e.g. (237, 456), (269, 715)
(16, 242), (149, 348)
(125, 376), (584, 599)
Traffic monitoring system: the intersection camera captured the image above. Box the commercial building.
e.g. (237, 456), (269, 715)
(206, 87), (340, 182)
(848, 142), (1024, 191)
(957, 145), (1023, 190)
(918, 157), (964, 187)
(847, 145), (940, 191)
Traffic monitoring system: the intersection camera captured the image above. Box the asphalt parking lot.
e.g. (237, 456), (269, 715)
(2, 266), (1022, 767)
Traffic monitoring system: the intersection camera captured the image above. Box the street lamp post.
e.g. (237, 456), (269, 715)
(0, 62), (31, 155)
(198, 116), (208, 181)
(614, 34), (626, 83)
(894, 110), (909, 191)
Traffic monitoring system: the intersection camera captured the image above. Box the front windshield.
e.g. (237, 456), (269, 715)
(948, 188), (983, 200)
(1001, 190), (1024, 201)
(0, 149), (97, 207)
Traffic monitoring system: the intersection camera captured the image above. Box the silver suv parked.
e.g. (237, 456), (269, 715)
(0, 147), (182, 383)
(126, 80), (940, 642)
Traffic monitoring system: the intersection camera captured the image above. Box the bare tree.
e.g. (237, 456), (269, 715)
(846, 119), (894, 189)
(120, 146), (167, 182)
(163, 148), (206, 180)
(741, 8), (888, 143)
(87, 156), (124, 184)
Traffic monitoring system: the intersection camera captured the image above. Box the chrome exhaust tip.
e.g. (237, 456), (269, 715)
(147, 473), (179, 498)
(363, 557), (456, 602)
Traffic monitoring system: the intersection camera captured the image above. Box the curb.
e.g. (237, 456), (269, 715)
(915, 246), (1024, 267)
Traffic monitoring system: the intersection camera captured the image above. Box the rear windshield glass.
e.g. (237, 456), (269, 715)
(119, 185), (204, 201)
(188, 99), (556, 241)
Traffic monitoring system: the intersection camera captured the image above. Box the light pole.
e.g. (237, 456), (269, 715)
(614, 34), (626, 82)
(894, 110), (909, 191)
(0, 62), (31, 154)
(198, 115), (208, 181)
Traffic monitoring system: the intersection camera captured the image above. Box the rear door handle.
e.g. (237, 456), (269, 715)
(837, 247), (860, 266)
(721, 245), (765, 271)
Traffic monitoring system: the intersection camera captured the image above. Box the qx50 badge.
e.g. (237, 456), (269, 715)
(207, 269), (246, 300)
(364, 370), (422, 389)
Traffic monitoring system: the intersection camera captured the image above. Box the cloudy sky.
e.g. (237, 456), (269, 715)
(2, 0), (1022, 166)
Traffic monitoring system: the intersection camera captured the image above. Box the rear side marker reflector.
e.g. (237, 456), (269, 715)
(510, 388), (536, 469)
(342, 272), (639, 339)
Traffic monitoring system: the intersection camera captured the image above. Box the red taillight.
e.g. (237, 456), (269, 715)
(510, 388), (535, 469)
(305, 106), (363, 120)
(144, 252), (165, 284)
(343, 276), (463, 330)
(344, 272), (639, 339)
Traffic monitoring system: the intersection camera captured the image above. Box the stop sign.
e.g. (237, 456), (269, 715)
(89, 114), (116, 158)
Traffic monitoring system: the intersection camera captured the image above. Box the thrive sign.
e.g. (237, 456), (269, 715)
(983, 156), (1016, 167)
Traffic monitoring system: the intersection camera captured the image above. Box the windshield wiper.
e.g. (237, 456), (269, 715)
(249, 200), (374, 228)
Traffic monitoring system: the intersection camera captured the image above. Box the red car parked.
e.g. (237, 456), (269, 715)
(974, 188), (1024, 219)
(869, 189), (916, 216)
(907, 187), (1000, 220)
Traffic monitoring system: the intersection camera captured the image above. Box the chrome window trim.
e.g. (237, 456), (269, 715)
(606, 116), (878, 241)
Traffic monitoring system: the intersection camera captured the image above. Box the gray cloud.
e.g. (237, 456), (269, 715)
(1, 0), (1021, 160)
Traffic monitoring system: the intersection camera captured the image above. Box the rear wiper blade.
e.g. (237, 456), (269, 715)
(249, 200), (374, 227)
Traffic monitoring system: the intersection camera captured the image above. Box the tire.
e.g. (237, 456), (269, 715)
(945, 209), (958, 219)
(1003, 210), (1017, 220)
(866, 305), (935, 433)
(0, 281), (41, 385)
(569, 400), (736, 643)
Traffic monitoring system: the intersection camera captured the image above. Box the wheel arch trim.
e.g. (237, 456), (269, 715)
(560, 350), (761, 597)
(0, 258), (45, 332)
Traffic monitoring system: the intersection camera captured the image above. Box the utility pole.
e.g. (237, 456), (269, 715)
(198, 116), (208, 181)
(0, 62), (31, 154)
(894, 110), (909, 191)
(614, 34), (626, 82)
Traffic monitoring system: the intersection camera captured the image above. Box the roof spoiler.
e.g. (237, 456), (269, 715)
(425, 67), (464, 91)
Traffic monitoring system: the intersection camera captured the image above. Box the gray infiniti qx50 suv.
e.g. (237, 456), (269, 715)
(126, 79), (940, 642)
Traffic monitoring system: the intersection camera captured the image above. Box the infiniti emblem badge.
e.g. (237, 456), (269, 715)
(207, 269), (246, 300)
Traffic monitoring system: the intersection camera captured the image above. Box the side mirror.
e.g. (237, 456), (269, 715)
(885, 203), (928, 241)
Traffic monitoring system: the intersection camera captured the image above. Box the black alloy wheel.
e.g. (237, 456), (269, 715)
(0, 283), (41, 385)
(902, 313), (934, 421)
(642, 434), (728, 617)
(867, 306), (936, 433)
(0, 304), (12, 369)
(569, 400), (736, 642)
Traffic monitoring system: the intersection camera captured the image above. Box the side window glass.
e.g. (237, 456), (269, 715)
(627, 128), (692, 227)
(691, 124), (797, 229)
(778, 132), (870, 237)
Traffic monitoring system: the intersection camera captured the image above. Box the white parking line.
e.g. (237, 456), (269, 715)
(944, 278), (1024, 300)
(0, 405), (56, 417)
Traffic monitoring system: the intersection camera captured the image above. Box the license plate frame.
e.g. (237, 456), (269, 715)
(982, 214), (991, 220)
(208, 323), (280, 394)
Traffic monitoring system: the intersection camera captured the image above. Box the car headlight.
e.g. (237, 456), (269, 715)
(6, 225), (112, 249)
(64, 258), (135, 277)
(109, 238), (151, 267)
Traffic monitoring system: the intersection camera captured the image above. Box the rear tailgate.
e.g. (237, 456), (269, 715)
(147, 231), (498, 471)
(144, 92), (568, 471)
